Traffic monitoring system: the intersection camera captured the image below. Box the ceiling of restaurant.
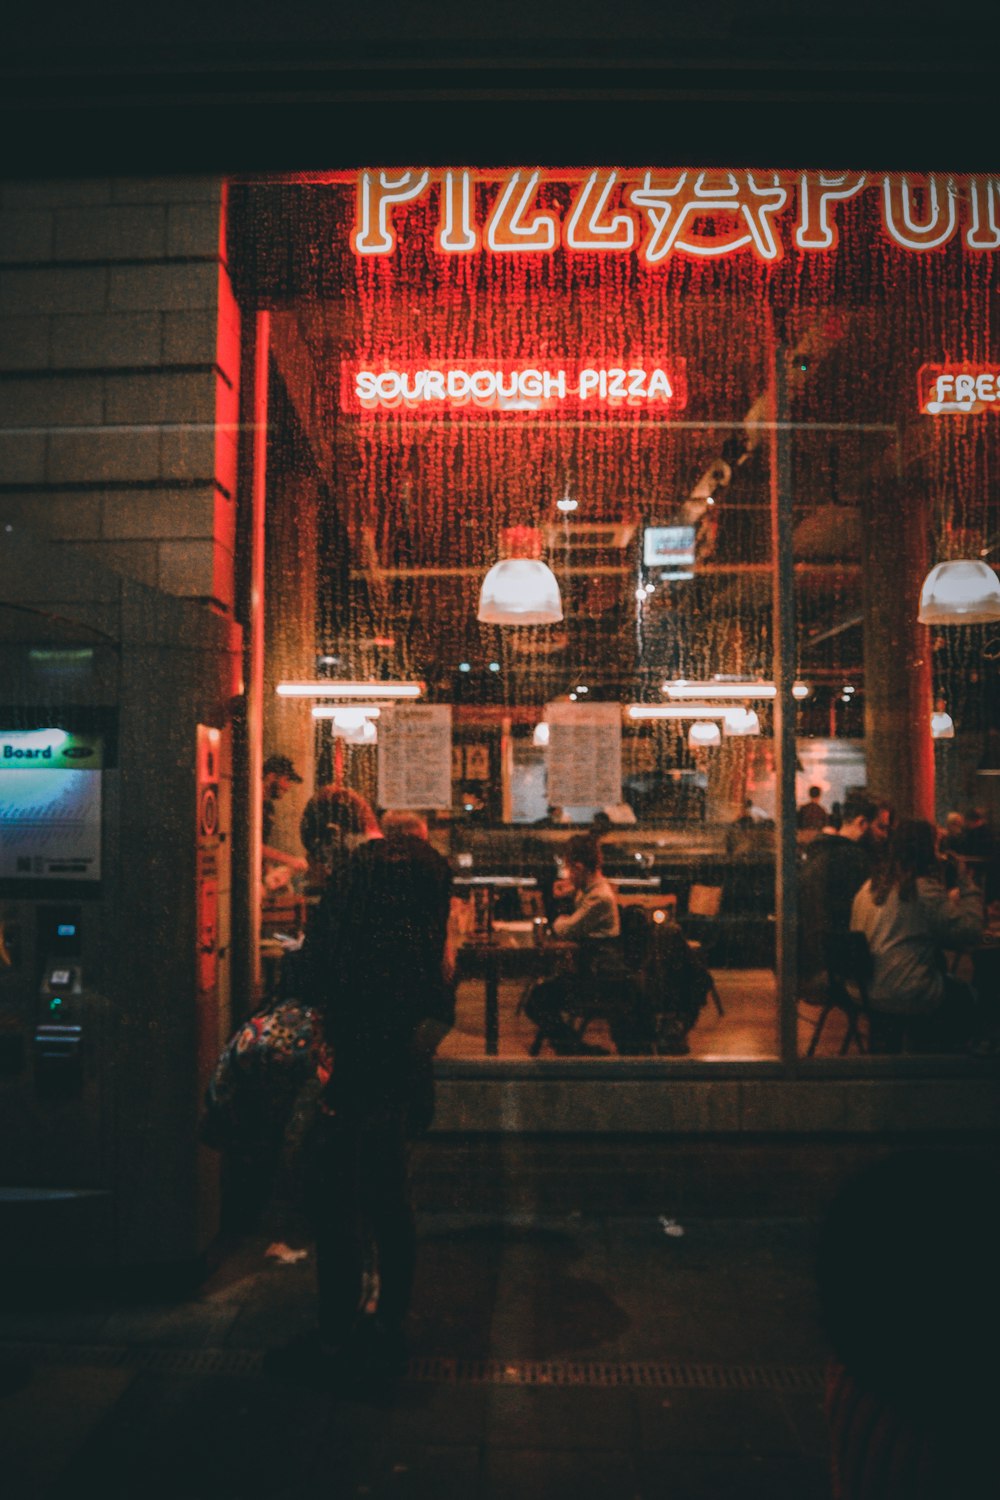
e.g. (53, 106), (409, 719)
(248, 183), (995, 733)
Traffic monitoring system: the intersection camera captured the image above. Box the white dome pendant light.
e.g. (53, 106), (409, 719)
(478, 525), (563, 626)
(918, 560), (1000, 625)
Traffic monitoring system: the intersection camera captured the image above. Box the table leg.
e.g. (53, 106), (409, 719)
(485, 950), (499, 1056)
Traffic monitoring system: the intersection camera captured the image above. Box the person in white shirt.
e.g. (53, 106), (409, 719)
(850, 818), (982, 1053)
(526, 835), (653, 1055)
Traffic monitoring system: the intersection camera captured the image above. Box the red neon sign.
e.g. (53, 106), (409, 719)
(340, 360), (689, 415)
(919, 364), (1000, 415)
(346, 169), (1000, 264)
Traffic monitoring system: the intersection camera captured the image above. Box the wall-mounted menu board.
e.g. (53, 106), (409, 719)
(377, 705), (453, 810)
(544, 702), (622, 810)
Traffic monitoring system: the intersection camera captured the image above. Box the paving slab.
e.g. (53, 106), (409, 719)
(0, 1212), (836, 1499)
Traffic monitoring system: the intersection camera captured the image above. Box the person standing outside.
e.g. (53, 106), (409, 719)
(287, 800), (454, 1385)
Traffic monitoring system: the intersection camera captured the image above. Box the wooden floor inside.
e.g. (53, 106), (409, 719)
(438, 968), (859, 1061)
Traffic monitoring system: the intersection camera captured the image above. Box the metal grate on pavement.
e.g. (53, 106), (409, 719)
(406, 1358), (826, 1391)
(2, 1342), (824, 1391)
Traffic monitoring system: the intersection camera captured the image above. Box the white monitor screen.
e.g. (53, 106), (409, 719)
(643, 525), (697, 570)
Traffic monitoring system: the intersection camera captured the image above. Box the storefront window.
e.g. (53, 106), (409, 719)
(233, 170), (999, 1065)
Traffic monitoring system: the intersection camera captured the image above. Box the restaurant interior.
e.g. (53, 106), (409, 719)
(232, 176), (1000, 1064)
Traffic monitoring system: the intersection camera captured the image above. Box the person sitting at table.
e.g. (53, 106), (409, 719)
(523, 834), (654, 1056)
(850, 818), (983, 1054)
(797, 795), (875, 1001)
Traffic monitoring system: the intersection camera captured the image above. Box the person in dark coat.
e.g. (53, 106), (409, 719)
(270, 802), (454, 1387)
(798, 795), (875, 998)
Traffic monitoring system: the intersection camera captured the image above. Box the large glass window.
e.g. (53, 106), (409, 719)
(235, 171), (1000, 1065)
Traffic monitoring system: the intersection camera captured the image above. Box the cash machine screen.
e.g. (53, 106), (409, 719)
(0, 728), (102, 882)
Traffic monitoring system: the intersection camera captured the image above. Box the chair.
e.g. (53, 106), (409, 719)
(681, 883), (724, 963)
(620, 905), (723, 1045)
(805, 931), (872, 1057)
(521, 918), (651, 1056)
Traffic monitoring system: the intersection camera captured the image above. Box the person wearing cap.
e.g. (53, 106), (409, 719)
(261, 754), (308, 887)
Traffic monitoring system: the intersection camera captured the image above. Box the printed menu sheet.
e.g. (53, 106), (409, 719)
(544, 701), (622, 809)
(377, 705), (453, 810)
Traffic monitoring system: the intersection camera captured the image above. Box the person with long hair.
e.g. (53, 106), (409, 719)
(850, 818), (982, 1053)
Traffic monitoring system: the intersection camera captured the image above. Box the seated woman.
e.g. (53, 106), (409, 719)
(523, 834), (654, 1056)
(850, 818), (982, 1053)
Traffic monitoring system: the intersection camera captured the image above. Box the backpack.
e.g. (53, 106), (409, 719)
(200, 1000), (333, 1198)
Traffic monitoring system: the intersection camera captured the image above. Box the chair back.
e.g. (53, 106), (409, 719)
(618, 903), (652, 971)
(687, 883), (723, 919)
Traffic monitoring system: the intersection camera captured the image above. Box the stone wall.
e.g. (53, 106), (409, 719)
(0, 177), (238, 612)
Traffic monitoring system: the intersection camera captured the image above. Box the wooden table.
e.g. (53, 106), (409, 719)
(458, 929), (575, 1055)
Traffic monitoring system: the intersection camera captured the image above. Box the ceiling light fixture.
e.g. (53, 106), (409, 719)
(477, 525), (563, 626)
(723, 706), (761, 736)
(688, 720), (722, 749)
(276, 680), (422, 699)
(628, 704), (730, 721)
(311, 705), (381, 723)
(311, 705), (380, 743)
(662, 679), (810, 701)
(918, 560), (1000, 624)
(930, 709), (955, 740)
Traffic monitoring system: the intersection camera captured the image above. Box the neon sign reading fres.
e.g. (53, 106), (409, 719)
(350, 169), (1000, 264)
(919, 364), (1000, 415)
(342, 360), (688, 413)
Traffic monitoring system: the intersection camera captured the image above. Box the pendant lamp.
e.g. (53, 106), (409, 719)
(478, 525), (563, 626)
(930, 710), (955, 740)
(688, 720), (722, 749)
(918, 560), (1000, 624)
(723, 706), (761, 736)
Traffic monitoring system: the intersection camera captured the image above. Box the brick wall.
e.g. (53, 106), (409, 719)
(0, 177), (239, 612)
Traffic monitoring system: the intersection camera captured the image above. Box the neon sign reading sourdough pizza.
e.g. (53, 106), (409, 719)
(351, 170), (1000, 262)
(342, 361), (688, 414)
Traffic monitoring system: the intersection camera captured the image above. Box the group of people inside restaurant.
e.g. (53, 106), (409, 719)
(262, 753), (999, 1062)
(797, 790), (999, 1055)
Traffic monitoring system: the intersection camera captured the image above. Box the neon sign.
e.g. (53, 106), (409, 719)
(350, 170), (1000, 264)
(919, 364), (1000, 415)
(341, 360), (688, 414)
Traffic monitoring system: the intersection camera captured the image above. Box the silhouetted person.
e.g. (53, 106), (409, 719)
(271, 796), (453, 1388)
(796, 784), (829, 834)
(797, 796), (875, 999)
(818, 1148), (999, 1497)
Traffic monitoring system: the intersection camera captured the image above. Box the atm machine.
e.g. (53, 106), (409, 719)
(0, 527), (243, 1270)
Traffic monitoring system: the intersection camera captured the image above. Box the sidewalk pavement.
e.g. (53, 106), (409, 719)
(0, 1212), (832, 1499)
